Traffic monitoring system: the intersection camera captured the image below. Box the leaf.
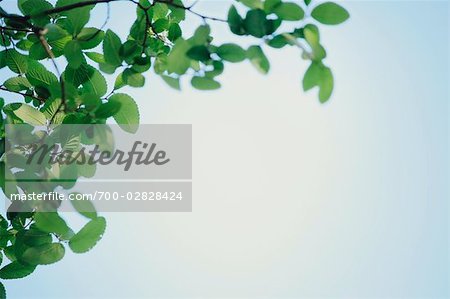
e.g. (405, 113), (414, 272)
(5, 103), (47, 125)
(303, 62), (321, 91)
(22, 229), (52, 247)
(318, 66), (333, 103)
(26, 60), (58, 88)
(186, 45), (210, 62)
(303, 62), (334, 103)
(227, 5), (245, 35)
(153, 18), (169, 33)
(168, 23), (182, 41)
(216, 43), (246, 62)
(41, 98), (64, 123)
(3, 77), (32, 92)
(161, 75), (180, 90)
(246, 45), (270, 74)
(81, 66), (108, 97)
(95, 101), (121, 119)
(85, 52), (105, 63)
(238, 0), (263, 9)
(0, 262), (36, 279)
(264, 0), (281, 12)
(244, 9), (267, 38)
(29, 42), (49, 60)
(190, 25), (211, 46)
(166, 38), (191, 75)
(69, 217), (106, 253)
(114, 72), (125, 90)
(70, 195), (97, 219)
(62, 1), (93, 35)
(80, 93), (101, 111)
(108, 93), (140, 133)
(6, 49), (28, 74)
(273, 2), (304, 21)
(103, 29), (122, 67)
(122, 69), (145, 88)
(311, 2), (349, 25)
(0, 281), (5, 299)
(191, 77), (221, 90)
(21, 243), (65, 265)
(64, 40), (84, 68)
(34, 212), (72, 239)
(267, 35), (289, 48)
(77, 27), (105, 49)
(303, 25), (326, 61)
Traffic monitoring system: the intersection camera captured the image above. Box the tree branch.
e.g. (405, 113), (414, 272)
(0, 86), (45, 103)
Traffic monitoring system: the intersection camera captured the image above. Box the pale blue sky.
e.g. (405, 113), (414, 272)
(1, 1), (449, 298)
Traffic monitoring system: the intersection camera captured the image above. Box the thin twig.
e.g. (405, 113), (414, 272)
(35, 29), (66, 123)
(0, 86), (45, 103)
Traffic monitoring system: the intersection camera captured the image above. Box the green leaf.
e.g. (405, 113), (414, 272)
(267, 34), (289, 48)
(77, 27), (105, 49)
(3, 77), (32, 92)
(186, 46), (211, 62)
(114, 72), (125, 90)
(122, 69), (145, 88)
(0, 262), (36, 279)
(34, 212), (72, 239)
(6, 49), (28, 74)
(22, 228), (52, 247)
(273, 2), (304, 21)
(85, 52), (105, 63)
(303, 61), (321, 91)
(21, 243), (65, 265)
(227, 5), (245, 35)
(70, 195), (97, 219)
(191, 77), (221, 90)
(303, 62), (334, 103)
(238, 0), (263, 9)
(0, 281), (5, 299)
(64, 40), (84, 68)
(318, 66), (333, 103)
(216, 43), (246, 63)
(29, 42), (49, 60)
(80, 93), (101, 111)
(303, 25), (326, 61)
(246, 45), (270, 74)
(304, 0), (312, 5)
(153, 18), (170, 33)
(69, 217), (106, 253)
(264, 0), (281, 12)
(45, 24), (69, 43)
(41, 98), (65, 124)
(108, 93), (140, 133)
(5, 103), (47, 125)
(244, 9), (267, 38)
(60, 0), (93, 35)
(26, 60), (58, 88)
(190, 25), (211, 46)
(103, 29), (123, 67)
(311, 2), (349, 25)
(81, 66), (108, 97)
(95, 101), (121, 119)
(166, 38), (191, 75)
(0, 51), (7, 70)
(168, 23), (182, 41)
(119, 40), (139, 61)
(161, 75), (180, 90)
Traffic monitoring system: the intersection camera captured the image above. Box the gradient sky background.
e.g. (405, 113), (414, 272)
(0, 0), (449, 298)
